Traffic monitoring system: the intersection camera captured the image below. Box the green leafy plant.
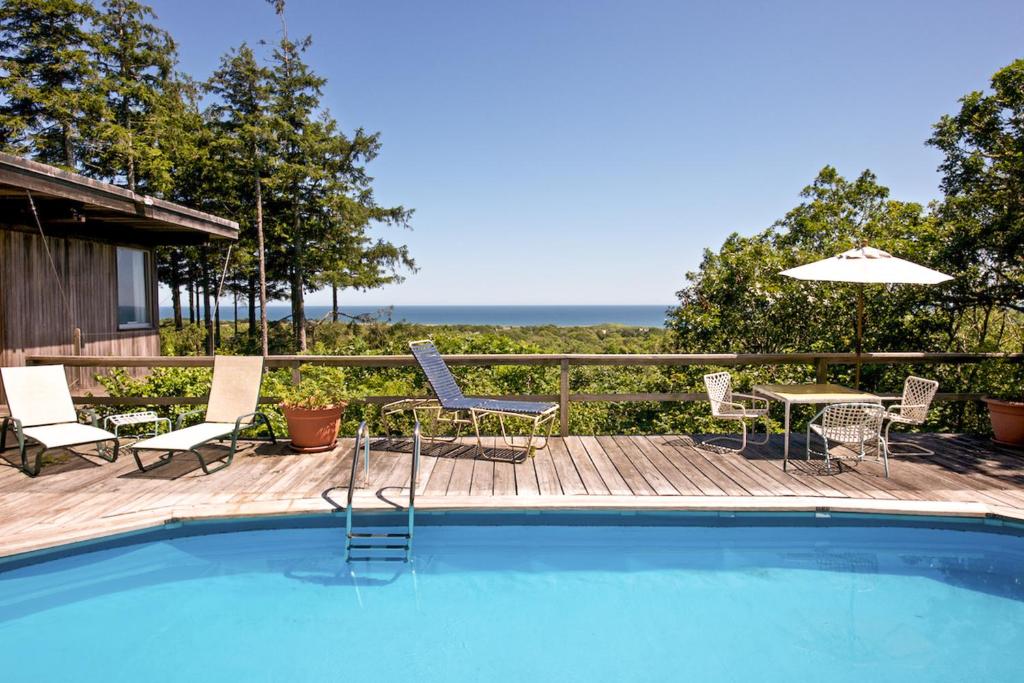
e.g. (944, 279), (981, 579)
(264, 365), (350, 411)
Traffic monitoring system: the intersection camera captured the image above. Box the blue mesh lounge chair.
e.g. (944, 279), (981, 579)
(407, 340), (557, 459)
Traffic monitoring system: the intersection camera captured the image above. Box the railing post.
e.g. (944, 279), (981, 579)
(559, 358), (570, 437)
(291, 361), (301, 384)
(815, 357), (828, 384)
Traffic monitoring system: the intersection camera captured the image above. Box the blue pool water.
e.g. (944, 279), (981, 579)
(2, 514), (1024, 682)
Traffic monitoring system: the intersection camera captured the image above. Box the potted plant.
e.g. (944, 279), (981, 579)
(275, 375), (349, 453)
(983, 397), (1024, 447)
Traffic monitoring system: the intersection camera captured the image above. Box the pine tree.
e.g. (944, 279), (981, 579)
(206, 43), (278, 355)
(265, 2), (324, 351)
(265, 0), (414, 349)
(89, 0), (177, 192)
(0, 0), (101, 168)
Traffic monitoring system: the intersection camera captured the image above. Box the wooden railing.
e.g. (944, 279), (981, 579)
(26, 351), (1023, 436)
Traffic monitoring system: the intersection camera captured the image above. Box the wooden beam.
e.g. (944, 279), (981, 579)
(28, 351), (1024, 369)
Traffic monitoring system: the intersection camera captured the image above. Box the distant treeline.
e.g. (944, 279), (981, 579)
(93, 321), (1015, 437)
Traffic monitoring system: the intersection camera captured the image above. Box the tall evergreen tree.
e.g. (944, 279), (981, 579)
(265, 0), (414, 349)
(266, 1), (324, 350)
(89, 0), (177, 191)
(0, 0), (101, 168)
(206, 43), (277, 355)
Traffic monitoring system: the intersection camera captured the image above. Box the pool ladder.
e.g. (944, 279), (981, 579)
(344, 420), (420, 562)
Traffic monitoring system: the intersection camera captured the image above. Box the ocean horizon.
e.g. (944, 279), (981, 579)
(160, 304), (672, 328)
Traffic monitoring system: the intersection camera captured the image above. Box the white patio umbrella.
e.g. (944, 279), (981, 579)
(779, 245), (953, 384)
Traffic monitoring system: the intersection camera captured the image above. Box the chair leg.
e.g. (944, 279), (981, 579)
(883, 421), (932, 457)
(0, 416), (8, 451)
(255, 413), (276, 444)
(749, 416), (770, 445)
(471, 411), (484, 457)
(702, 421), (752, 453)
(22, 444), (43, 478)
(193, 447), (233, 475)
(95, 438), (119, 463)
(133, 449), (176, 473)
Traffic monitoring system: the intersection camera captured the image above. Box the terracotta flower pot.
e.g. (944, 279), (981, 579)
(282, 404), (345, 453)
(983, 398), (1024, 447)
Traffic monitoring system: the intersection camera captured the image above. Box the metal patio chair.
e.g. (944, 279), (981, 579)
(702, 371), (770, 452)
(404, 340), (557, 459)
(883, 376), (939, 457)
(129, 355), (275, 474)
(806, 402), (887, 476)
(0, 364), (120, 477)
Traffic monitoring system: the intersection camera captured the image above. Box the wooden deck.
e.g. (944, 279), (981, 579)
(3, 433), (1024, 558)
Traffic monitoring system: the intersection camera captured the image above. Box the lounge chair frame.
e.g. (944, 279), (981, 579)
(398, 340), (558, 460)
(129, 356), (275, 475)
(131, 409), (275, 475)
(1, 411), (119, 477)
(469, 405), (558, 459)
(0, 365), (120, 477)
(380, 398), (468, 443)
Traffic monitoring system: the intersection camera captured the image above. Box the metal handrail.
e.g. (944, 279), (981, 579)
(408, 420), (420, 560)
(345, 420), (419, 562)
(345, 420), (370, 546)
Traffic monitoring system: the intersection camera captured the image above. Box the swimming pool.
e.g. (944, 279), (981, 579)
(1, 511), (1023, 682)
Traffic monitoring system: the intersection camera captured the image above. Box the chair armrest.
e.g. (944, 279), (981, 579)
(733, 393), (770, 410)
(716, 400), (752, 418)
(233, 412), (261, 432)
(885, 403), (929, 419)
(176, 409), (206, 430)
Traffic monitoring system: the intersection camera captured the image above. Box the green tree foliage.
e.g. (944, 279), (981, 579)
(669, 167), (950, 355)
(261, 0), (413, 351)
(928, 59), (1024, 321)
(0, 0), (101, 167)
(665, 163), (1022, 432)
(205, 43), (278, 352)
(88, 0), (179, 192)
(0, 0), (414, 353)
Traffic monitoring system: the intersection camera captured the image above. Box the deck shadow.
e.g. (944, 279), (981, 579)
(0, 446), (102, 476)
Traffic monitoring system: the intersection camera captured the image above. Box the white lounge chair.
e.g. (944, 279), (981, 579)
(129, 356), (275, 474)
(883, 376), (939, 456)
(702, 371), (770, 452)
(0, 365), (119, 477)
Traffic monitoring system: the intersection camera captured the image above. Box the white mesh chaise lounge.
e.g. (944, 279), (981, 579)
(130, 356), (275, 474)
(702, 371), (770, 452)
(0, 365), (119, 477)
(408, 340), (557, 460)
(883, 376), (939, 457)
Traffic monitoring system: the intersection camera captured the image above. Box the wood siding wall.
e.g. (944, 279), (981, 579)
(0, 229), (159, 395)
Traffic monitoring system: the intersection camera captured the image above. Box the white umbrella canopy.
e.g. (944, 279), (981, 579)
(779, 246), (953, 285)
(780, 245), (953, 385)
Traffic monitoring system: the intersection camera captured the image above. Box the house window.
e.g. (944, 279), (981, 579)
(117, 247), (152, 329)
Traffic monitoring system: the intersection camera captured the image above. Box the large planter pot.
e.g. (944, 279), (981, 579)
(983, 398), (1024, 447)
(282, 404), (345, 453)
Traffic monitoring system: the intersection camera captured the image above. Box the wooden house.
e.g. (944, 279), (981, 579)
(0, 153), (238, 392)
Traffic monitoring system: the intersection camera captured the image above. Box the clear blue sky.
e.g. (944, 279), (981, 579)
(151, 0), (1022, 307)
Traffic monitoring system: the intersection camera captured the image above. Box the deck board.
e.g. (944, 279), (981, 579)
(2, 433), (1024, 558)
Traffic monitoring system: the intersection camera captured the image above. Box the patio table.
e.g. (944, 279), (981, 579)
(752, 383), (881, 468)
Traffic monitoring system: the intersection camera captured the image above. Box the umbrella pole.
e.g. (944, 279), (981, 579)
(855, 285), (863, 388)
